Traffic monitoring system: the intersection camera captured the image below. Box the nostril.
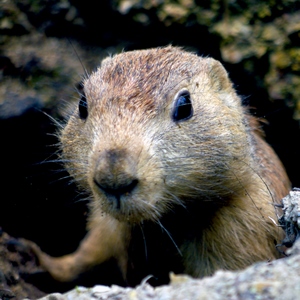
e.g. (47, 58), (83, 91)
(118, 179), (138, 196)
(93, 178), (139, 199)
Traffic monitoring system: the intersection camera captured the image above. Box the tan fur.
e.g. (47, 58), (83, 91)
(29, 46), (290, 284)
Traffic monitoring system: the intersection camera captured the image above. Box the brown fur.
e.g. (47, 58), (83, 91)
(28, 46), (290, 285)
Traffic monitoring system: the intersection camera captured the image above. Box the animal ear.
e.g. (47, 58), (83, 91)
(205, 58), (233, 93)
(204, 57), (241, 107)
(99, 55), (113, 68)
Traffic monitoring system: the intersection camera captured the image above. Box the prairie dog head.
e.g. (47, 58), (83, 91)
(61, 46), (251, 224)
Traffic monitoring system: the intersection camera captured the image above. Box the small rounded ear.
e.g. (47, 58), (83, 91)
(204, 57), (241, 108)
(100, 56), (112, 67)
(205, 57), (233, 92)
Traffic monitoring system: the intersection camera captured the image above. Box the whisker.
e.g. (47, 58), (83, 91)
(139, 223), (148, 261)
(164, 191), (187, 210)
(73, 194), (92, 204)
(226, 162), (265, 221)
(156, 220), (182, 257)
(42, 110), (65, 130)
(237, 159), (278, 217)
(67, 38), (90, 79)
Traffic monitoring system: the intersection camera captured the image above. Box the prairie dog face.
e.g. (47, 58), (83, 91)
(61, 46), (251, 224)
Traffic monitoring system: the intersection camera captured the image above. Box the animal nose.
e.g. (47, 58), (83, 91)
(94, 178), (138, 210)
(92, 149), (138, 209)
(94, 178), (138, 208)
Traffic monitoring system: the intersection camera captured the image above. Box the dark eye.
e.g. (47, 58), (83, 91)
(172, 91), (193, 122)
(78, 92), (88, 120)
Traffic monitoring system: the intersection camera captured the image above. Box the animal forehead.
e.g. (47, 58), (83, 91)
(86, 48), (203, 112)
(97, 47), (201, 89)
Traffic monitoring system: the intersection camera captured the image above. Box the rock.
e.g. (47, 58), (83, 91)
(34, 238), (300, 299)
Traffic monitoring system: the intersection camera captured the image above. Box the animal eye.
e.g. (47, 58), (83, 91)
(172, 91), (193, 122)
(78, 92), (88, 120)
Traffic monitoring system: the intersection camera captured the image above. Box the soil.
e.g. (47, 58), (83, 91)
(0, 229), (45, 300)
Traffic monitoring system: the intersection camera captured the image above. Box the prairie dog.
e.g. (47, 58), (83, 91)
(29, 46), (290, 285)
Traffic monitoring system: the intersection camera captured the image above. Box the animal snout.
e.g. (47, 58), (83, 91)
(92, 149), (139, 209)
(93, 177), (138, 207)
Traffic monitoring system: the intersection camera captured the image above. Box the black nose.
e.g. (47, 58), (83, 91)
(92, 149), (139, 210)
(94, 177), (138, 203)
